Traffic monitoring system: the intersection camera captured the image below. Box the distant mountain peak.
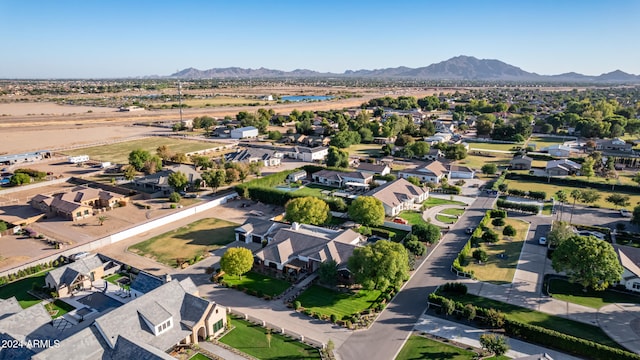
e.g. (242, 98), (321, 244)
(168, 57), (640, 83)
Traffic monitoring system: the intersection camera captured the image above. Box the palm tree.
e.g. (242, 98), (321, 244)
(555, 190), (568, 221)
(569, 189), (582, 224)
(97, 216), (108, 226)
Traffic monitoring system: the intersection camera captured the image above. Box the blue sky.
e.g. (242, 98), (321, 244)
(1, 0), (638, 78)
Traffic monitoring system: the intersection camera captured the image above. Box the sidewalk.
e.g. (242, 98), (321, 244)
(414, 315), (582, 360)
(198, 341), (250, 360)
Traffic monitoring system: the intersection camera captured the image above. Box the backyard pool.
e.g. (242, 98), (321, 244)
(77, 293), (123, 312)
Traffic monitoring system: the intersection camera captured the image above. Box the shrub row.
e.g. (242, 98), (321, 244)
(505, 172), (639, 193)
(507, 189), (547, 200)
(452, 211), (492, 275)
(441, 282), (468, 295)
(14, 168), (47, 179)
(489, 209), (506, 218)
(240, 186), (347, 212)
(0, 258), (64, 286)
(496, 199), (539, 214)
(428, 292), (640, 360)
(490, 171), (508, 191)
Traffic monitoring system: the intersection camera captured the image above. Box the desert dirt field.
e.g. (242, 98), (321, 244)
(0, 102), (117, 116)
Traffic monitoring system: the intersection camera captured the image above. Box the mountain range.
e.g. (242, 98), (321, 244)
(170, 56), (640, 83)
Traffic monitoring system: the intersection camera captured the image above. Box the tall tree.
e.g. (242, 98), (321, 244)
(220, 247), (254, 280)
(285, 197), (331, 225)
(569, 189), (582, 223)
(555, 190), (568, 221)
(203, 169), (226, 192)
(412, 223), (441, 244)
(326, 146), (349, 168)
(168, 171), (189, 192)
(318, 260), (338, 286)
(580, 189), (601, 206)
(156, 145), (172, 162)
(481, 163), (498, 175)
(552, 235), (623, 291)
(128, 149), (151, 171)
(347, 240), (409, 291)
(606, 193), (630, 209)
(348, 196), (385, 226)
(581, 157), (595, 179)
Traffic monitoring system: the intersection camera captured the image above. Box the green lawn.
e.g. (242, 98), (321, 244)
(346, 143), (383, 157)
(527, 136), (567, 150)
(396, 335), (479, 360)
(467, 141), (521, 152)
(457, 153), (511, 170)
(504, 179), (640, 210)
(222, 272), (290, 297)
(129, 218), (238, 267)
(422, 197), (466, 208)
(441, 292), (621, 348)
(220, 318), (321, 359)
(0, 274), (46, 308)
(104, 273), (130, 290)
(48, 300), (75, 319)
(398, 211), (426, 225)
(435, 214), (457, 224)
(441, 208), (465, 216)
(296, 285), (381, 320)
(464, 219), (529, 284)
(375, 226), (410, 242)
(542, 203), (553, 215)
(547, 278), (640, 309)
(293, 184), (336, 197)
(189, 353), (212, 360)
(64, 137), (222, 164)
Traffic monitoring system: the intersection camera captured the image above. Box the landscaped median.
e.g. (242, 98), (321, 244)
(427, 284), (640, 360)
(452, 210), (528, 283)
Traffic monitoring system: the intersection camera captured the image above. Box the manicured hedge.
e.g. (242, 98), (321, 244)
(496, 199), (539, 214)
(428, 293), (640, 360)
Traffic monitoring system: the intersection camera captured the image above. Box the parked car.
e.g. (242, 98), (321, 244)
(466, 227), (474, 235)
(620, 209), (631, 217)
(70, 251), (90, 261)
(183, 193), (197, 198)
(392, 218), (408, 225)
(538, 237), (547, 246)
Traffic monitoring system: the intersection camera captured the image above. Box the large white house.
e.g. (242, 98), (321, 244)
(364, 178), (428, 216)
(231, 126), (259, 139)
(398, 160), (448, 184)
(616, 245), (640, 293)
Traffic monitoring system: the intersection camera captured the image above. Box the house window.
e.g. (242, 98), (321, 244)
(76, 212), (81, 217)
(213, 319), (224, 332)
(84, 210), (89, 215)
(633, 282), (640, 290)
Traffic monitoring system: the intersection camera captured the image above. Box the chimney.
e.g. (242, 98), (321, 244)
(164, 273), (172, 283)
(291, 222), (300, 231)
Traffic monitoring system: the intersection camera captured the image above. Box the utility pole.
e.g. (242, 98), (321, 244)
(178, 81), (183, 124)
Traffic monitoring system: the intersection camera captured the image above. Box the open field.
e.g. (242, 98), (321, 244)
(346, 143), (383, 157)
(546, 277), (640, 309)
(504, 179), (640, 210)
(147, 97), (271, 109)
(442, 292), (622, 349)
(129, 218), (238, 267)
(0, 102), (117, 116)
(222, 271), (290, 297)
(527, 136), (567, 150)
(296, 285), (381, 320)
(466, 141), (520, 152)
(464, 219), (529, 284)
(64, 137), (222, 164)
(220, 318), (321, 359)
(457, 153), (511, 170)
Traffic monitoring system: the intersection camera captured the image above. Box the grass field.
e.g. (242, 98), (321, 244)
(547, 278), (640, 309)
(293, 184), (335, 197)
(149, 97), (270, 109)
(65, 137), (222, 164)
(457, 153), (511, 169)
(441, 292), (621, 348)
(527, 136), (567, 150)
(0, 274), (46, 308)
(396, 335), (478, 360)
(398, 211), (426, 225)
(220, 318), (321, 359)
(422, 197), (466, 208)
(222, 272), (290, 297)
(129, 218), (238, 267)
(346, 143), (383, 157)
(441, 208), (465, 216)
(296, 285), (381, 320)
(49, 300), (75, 319)
(504, 179), (640, 210)
(104, 273), (130, 290)
(464, 219), (529, 284)
(435, 214), (457, 224)
(188, 354), (212, 360)
(466, 141), (520, 152)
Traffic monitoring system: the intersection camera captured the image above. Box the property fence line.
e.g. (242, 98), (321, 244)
(0, 192), (238, 278)
(0, 177), (71, 195)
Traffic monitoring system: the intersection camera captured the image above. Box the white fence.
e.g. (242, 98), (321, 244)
(0, 192), (238, 278)
(0, 177), (71, 196)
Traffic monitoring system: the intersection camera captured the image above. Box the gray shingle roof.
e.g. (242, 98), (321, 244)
(0, 303), (57, 358)
(0, 297), (22, 321)
(138, 302), (172, 327)
(47, 255), (104, 288)
(32, 326), (108, 360)
(365, 178), (427, 208)
(130, 272), (163, 294)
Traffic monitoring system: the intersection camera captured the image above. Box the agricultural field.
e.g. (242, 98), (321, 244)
(504, 179), (640, 209)
(64, 137), (223, 164)
(129, 218), (238, 267)
(464, 218), (529, 284)
(147, 97), (270, 109)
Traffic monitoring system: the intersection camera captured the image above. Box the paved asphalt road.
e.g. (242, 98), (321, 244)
(337, 193), (498, 360)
